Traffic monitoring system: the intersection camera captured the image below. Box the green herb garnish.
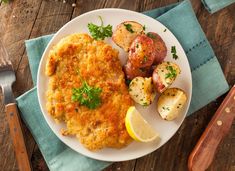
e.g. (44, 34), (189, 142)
(171, 46), (176, 53)
(162, 106), (170, 111)
(143, 25), (146, 31)
(87, 16), (113, 40)
(143, 102), (148, 106)
(143, 56), (148, 63)
(165, 65), (177, 79)
(72, 81), (102, 109)
(164, 29), (167, 32)
(171, 46), (178, 60)
(1, 0), (9, 3)
(146, 32), (156, 39)
(124, 23), (134, 33)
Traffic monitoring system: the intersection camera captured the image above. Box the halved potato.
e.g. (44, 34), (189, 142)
(146, 32), (167, 64)
(128, 35), (155, 68)
(112, 21), (144, 52)
(152, 61), (181, 93)
(157, 88), (187, 120)
(129, 77), (156, 106)
(124, 62), (152, 80)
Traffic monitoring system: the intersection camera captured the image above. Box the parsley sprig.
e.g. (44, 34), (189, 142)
(171, 46), (178, 60)
(165, 65), (177, 79)
(87, 16), (113, 40)
(72, 81), (102, 109)
(124, 23), (134, 33)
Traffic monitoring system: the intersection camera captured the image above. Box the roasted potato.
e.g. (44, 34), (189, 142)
(124, 61), (152, 80)
(112, 21), (144, 52)
(128, 35), (155, 68)
(152, 61), (181, 93)
(157, 88), (187, 120)
(129, 77), (156, 106)
(146, 32), (167, 64)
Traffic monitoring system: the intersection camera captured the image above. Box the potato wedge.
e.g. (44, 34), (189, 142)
(129, 77), (156, 106)
(112, 21), (144, 52)
(152, 61), (181, 93)
(157, 88), (187, 120)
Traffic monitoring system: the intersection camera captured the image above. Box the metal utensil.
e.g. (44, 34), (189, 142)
(0, 40), (31, 171)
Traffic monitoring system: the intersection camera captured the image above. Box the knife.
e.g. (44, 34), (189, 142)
(188, 85), (235, 171)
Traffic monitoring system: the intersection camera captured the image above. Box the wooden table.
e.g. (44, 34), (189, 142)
(0, 0), (234, 170)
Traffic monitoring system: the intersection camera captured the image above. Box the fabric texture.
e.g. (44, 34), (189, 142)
(16, 0), (229, 170)
(201, 0), (235, 13)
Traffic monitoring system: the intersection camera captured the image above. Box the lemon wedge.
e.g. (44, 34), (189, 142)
(125, 106), (160, 142)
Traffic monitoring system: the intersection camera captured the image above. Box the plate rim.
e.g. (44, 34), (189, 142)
(37, 8), (192, 162)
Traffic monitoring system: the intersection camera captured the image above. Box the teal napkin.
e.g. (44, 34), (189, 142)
(17, 1), (229, 171)
(201, 0), (235, 13)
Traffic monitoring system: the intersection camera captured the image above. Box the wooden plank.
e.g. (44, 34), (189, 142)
(0, 1), (43, 170)
(0, 0), (234, 171)
(15, 1), (76, 170)
(134, 0), (235, 171)
(193, 2), (235, 170)
(191, 0), (235, 169)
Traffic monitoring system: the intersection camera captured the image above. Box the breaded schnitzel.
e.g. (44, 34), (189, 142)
(45, 33), (133, 150)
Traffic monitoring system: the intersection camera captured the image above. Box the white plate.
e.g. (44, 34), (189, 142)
(37, 8), (192, 162)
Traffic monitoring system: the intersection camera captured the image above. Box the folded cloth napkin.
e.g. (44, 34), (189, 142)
(17, 0), (229, 170)
(201, 0), (235, 13)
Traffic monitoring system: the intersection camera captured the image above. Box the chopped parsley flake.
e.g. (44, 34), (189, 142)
(143, 56), (148, 63)
(171, 46), (176, 53)
(164, 29), (167, 32)
(162, 106), (170, 111)
(165, 65), (177, 79)
(143, 102), (148, 106)
(124, 23), (134, 33)
(143, 25), (146, 31)
(146, 32), (156, 39)
(171, 46), (178, 60)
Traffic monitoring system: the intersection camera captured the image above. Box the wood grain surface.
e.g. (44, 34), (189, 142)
(0, 0), (234, 171)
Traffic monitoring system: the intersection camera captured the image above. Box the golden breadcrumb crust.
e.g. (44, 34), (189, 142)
(45, 33), (133, 150)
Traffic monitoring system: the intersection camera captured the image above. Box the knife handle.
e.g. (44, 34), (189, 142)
(5, 103), (31, 171)
(188, 85), (235, 171)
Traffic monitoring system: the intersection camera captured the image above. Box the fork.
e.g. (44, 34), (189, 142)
(0, 40), (31, 171)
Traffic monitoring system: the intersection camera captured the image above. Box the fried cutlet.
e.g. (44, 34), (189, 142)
(45, 33), (133, 150)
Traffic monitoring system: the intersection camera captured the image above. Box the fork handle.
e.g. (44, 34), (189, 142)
(5, 103), (31, 171)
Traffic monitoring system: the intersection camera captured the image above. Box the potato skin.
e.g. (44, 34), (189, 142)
(146, 32), (167, 64)
(112, 21), (144, 52)
(152, 61), (181, 93)
(157, 88), (187, 120)
(128, 35), (155, 68)
(124, 62), (152, 80)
